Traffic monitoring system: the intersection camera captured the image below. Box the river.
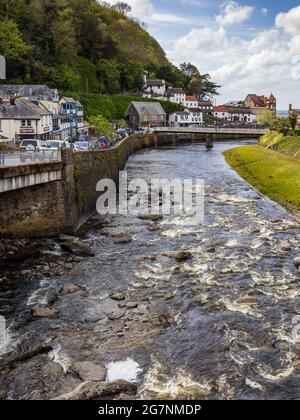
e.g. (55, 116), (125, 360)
(0, 141), (300, 400)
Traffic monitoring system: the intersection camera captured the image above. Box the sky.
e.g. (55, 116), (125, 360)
(105, 0), (300, 109)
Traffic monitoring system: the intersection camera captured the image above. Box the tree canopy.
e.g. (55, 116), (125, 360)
(0, 0), (220, 99)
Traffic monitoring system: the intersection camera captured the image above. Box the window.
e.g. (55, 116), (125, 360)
(27, 120), (31, 126)
(21, 120), (26, 127)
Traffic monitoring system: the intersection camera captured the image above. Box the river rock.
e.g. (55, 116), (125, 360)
(235, 296), (257, 306)
(72, 361), (107, 382)
(59, 234), (79, 242)
(62, 283), (81, 295)
(60, 239), (95, 257)
(112, 234), (132, 244)
(52, 380), (137, 400)
(108, 308), (125, 321)
(138, 214), (162, 221)
(33, 306), (58, 317)
(279, 241), (291, 252)
(110, 292), (125, 301)
(293, 257), (300, 268)
(147, 224), (160, 232)
(125, 301), (138, 309)
(162, 251), (192, 261)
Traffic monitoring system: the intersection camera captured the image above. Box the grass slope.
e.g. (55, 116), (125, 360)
(259, 131), (300, 157)
(224, 144), (300, 214)
(63, 93), (184, 120)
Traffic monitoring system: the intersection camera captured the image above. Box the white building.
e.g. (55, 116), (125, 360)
(213, 105), (256, 123)
(167, 87), (186, 105)
(0, 98), (53, 141)
(184, 95), (198, 109)
(143, 79), (166, 98)
(169, 109), (203, 127)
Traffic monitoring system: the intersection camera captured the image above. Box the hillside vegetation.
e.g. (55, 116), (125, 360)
(0, 0), (219, 98)
(65, 93), (184, 119)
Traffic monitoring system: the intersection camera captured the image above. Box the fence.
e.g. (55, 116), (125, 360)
(0, 150), (61, 168)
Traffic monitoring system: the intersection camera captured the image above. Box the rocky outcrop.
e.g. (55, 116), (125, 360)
(72, 361), (107, 382)
(53, 380), (136, 400)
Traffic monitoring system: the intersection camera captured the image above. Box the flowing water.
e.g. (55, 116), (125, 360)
(0, 141), (300, 400)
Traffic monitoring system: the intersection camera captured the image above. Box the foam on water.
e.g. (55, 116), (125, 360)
(139, 358), (212, 400)
(106, 358), (142, 383)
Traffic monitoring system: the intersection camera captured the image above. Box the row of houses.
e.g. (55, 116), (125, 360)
(0, 85), (88, 142)
(142, 78), (278, 127)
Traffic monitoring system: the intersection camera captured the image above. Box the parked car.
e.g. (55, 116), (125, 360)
(20, 139), (47, 152)
(99, 136), (111, 148)
(116, 129), (128, 139)
(45, 140), (71, 150)
(73, 141), (94, 151)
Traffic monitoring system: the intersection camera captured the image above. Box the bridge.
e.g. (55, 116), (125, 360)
(153, 127), (266, 136)
(152, 126), (266, 148)
(0, 130), (264, 238)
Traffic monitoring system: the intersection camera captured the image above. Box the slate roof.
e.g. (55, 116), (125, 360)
(0, 98), (51, 119)
(0, 84), (56, 100)
(60, 97), (82, 107)
(146, 80), (165, 87)
(127, 102), (166, 116)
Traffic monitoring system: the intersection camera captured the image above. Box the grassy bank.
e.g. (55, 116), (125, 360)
(62, 93), (184, 120)
(259, 131), (300, 157)
(224, 144), (300, 214)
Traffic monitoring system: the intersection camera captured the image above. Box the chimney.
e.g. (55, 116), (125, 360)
(289, 104), (292, 114)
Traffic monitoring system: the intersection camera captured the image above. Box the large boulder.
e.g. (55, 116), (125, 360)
(72, 361), (107, 382)
(60, 239), (95, 257)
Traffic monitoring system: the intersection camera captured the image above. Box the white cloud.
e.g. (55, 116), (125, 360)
(216, 1), (254, 26)
(276, 5), (300, 35)
(104, 0), (187, 24)
(168, 4), (300, 108)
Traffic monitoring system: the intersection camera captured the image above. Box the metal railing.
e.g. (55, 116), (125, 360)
(153, 127), (267, 135)
(0, 150), (61, 168)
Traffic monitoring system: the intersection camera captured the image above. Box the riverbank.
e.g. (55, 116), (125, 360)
(224, 144), (300, 216)
(259, 131), (300, 157)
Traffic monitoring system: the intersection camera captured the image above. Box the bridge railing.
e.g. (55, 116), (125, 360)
(153, 127), (267, 135)
(0, 150), (61, 168)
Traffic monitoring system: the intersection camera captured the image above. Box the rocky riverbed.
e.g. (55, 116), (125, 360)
(0, 142), (300, 400)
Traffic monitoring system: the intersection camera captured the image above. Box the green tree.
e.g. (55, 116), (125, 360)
(257, 110), (278, 129)
(111, 2), (132, 15)
(88, 114), (115, 137)
(288, 112), (298, 131)
(97, 59), (121, 93)
(52, 7), (78, 65)
(179, 62), (220, 99)
(0, 19), (29, 60)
